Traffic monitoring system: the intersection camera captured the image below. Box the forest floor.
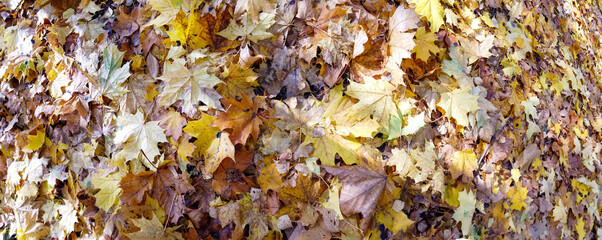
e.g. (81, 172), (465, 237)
(1, 0), (602, 239)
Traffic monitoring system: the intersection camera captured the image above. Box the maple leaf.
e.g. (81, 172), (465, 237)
(321, 177), (344, 220)
(166, 10), (208, 49)
(452, 189), (477, 236)
(508, 182), (529, 211)
(12, 211), (49, 240)
(24, 129), (45, 152)
(278, 174), (324, 217)
(323, 85), (380, 138)
(121, 73), (153, 114)
(217, 194), (270, 240)
(21, 153), (48, 183)
(572, 218), (585, 240)
(114, 7), (141, 37)
(257, 161), (283, 193)
(413, 27), (440, 61)
(302, 126), (361, 166)
(442, 46), (472, 88)
(387, 141), (437, 183)
(345, 76), (398, 127)
(145, 0), (201, 28)
(158, 109), (186, 140)
(376, 204), (414, 234)
(203, 132), (235, 177)
(114, 110), (167, 167)
(153, 167), (194, 223)
(214, 95), (262, 145)
(126, 214), (184, 240)
(119, 168), (194, 223)
(412, 0), (445, 31)
(218, 12), (275, 43)
(238, 195), (270, 240)
(273, 97), (323, 131)
(183, 113), (220, 156)
(401, 112), (427, 136)
(158, 58), (223, 115)
(216, 63), (259, 98)
(322, 163), (389, 219)
(389, 31), (415, 66)
(388, 7), (419, 65)
(98, 44), (131, 100)
(390, 7), (421, 33)
(449, 149), (477, 181)
(120, 171), (154, 205)
(437, 88), (480, 127)
(57, 202), (78, 239)
(460, 35), (495, 64)
(91, 169), (125, 212)
(234, 0), (275, 21)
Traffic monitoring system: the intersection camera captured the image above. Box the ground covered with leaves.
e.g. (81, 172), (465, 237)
(1, 0), (602, 239)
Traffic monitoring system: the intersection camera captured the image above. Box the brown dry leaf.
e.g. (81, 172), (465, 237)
(120, 171), (155, 205)
(214, 95), (263, 145)
(322, 164), (388, 218)
(278, 174), (325, 219)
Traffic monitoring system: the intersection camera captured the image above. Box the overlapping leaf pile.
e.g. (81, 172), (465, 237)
(1, 0), (601, 239)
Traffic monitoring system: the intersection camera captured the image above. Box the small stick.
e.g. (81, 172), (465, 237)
(140, 150), (158, 170)
(478, 117), (514, 167)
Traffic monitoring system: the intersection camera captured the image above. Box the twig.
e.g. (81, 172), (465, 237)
(140, 150), (158, 170)
(477, 117), (514, 167)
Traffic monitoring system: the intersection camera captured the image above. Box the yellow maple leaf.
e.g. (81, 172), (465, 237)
(388, 7), (420, 65)
(552, 199), (568, 224)
(412, 0), (445, 31)
(203, 132), (235, 177)
(158, 58), (222, 115)
(218, 12), (275, 43)
(257, 160), (283, 193)
(387, 142), (436, 183)
(114, 111), (168, 167)
(459, 35), (495, 64)
(183, 113), (220, 156)
(24, 129), (45, 152)
(413, 27), (440, 61)
(449, 149), (477, 181)
(145, 0), (202, 28)
(452, 189), (476, 236)
(91, 169), (125, 212)
(321, 177), (344, 220)
(437, 88), (480, 127)
(345, 77), (398, 127)
(508, 182), (528, 211)
(126, 214), (184, 240)
(303, 127), (360, 166)
(167, 10), (212, 49)
(376, 205), (414, 234)
(216, 63), (259, 99)
(576, 217), (585, 240)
